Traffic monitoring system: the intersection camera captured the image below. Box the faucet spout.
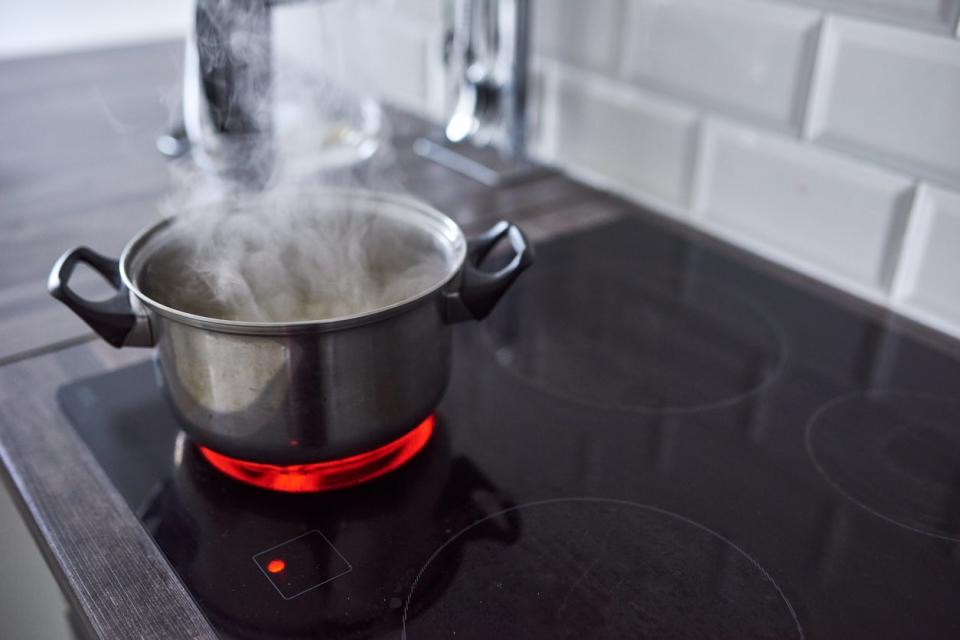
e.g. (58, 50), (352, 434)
(184, 0), (274, 183)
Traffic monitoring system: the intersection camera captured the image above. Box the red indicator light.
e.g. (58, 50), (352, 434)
(267, 559), (286, 574)
(199, 414), (435, 493)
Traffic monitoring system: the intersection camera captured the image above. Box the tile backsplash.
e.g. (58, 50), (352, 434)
(623, 0), (821, 131)
(286, 0), (960, 339)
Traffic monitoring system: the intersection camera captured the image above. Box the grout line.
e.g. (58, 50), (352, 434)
(687, 114), (711, 220)
(794, 12), (828, 138)
(0, 334), (99, 369)
(879, 181), (923, 302)
(616, 0), (635, 81)
(800, 12), (833, 141)
(887, 182), (930, 307)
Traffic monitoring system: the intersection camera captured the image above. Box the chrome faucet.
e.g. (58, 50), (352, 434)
(416, 0), (548, 186)
(443, 0), (530, 156)
(159, 0), (544, 186)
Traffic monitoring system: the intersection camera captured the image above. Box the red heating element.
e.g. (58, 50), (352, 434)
(199, 415), (435, 493)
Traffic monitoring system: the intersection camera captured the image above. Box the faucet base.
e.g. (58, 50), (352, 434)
(413, 136), (553, 188)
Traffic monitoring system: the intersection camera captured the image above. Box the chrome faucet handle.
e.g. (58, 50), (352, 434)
(442, 0), (529, 156)
(416, 0), (549, 187)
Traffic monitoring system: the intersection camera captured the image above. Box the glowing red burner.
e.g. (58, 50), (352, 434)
(199, 415), (435, 493)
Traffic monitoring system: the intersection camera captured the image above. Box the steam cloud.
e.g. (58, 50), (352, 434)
(146, 0), (450, 323)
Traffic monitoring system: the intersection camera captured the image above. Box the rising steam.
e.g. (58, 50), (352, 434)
(145, 0), (449, 323)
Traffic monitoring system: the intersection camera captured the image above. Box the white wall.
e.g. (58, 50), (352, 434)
(353, 0), (960, 341)
(0, 483), (76, 640)
(0, 0), (191, 59)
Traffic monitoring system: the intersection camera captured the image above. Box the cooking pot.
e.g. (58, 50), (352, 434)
(48, 190), (533, 469)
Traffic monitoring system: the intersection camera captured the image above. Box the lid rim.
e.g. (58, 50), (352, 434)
(119, 190), (467, 334)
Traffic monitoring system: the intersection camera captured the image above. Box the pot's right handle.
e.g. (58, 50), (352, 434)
(47, 247), (153, 348)
(445, 221), (534, 323)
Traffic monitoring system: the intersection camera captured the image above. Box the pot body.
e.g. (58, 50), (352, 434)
(152, 295), (451, 464)
(48, 189), (533, 468)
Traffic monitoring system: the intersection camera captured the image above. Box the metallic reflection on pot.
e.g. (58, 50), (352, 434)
(48, 190), (534, 467)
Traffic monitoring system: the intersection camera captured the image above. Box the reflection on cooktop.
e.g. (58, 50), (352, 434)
(135, 422), (518, 640)
(806, 391), (960, 541)
(403, 498), (802, 640)
(483, 263), (785, 412)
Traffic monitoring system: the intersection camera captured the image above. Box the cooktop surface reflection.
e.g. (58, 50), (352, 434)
(59, 217), (960, 639)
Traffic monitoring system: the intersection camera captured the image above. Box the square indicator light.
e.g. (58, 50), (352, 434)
(253, 530), (352, 600)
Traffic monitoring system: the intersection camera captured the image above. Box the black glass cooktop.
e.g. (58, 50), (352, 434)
(58, 216), (960, 639)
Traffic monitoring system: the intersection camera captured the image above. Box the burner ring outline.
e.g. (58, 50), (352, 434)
(401, 496), (804, 639)
(805, 389), (960, 542)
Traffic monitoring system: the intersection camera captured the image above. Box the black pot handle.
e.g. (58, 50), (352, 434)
(47, 247), (150, 348)
(445, 220), (534, 323)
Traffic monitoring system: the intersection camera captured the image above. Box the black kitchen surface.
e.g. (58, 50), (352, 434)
(58, 215), (960, 639)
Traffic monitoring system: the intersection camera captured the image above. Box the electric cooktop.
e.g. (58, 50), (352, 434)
(59, 215), (960, 639)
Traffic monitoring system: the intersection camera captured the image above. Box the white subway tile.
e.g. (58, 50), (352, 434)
(389, 0), (443, 24)
(423, 25), (446, 122)
(806, 17), (960, 189)
(274, 4), (326, 69)
(534, 0), (625, 75)
(547, 65), (699, 210)
(892, 184), (960, 338)
(344, 9), (434, 115)
(696, 119), (915, 296)
(524, 61), (552, 156)
(276, 2), (434, 116)
(780, 0), (960, 35)
(623, 0), (820, 130)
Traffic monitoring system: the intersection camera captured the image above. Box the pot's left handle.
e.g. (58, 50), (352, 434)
(445, 221), (534, 323)
(47, 247), (153, 348)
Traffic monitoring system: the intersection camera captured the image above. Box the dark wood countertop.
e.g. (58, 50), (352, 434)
(0, 42), (183, 365)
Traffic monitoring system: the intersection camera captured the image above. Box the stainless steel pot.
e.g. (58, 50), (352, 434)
(48, 190), (533, 465)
